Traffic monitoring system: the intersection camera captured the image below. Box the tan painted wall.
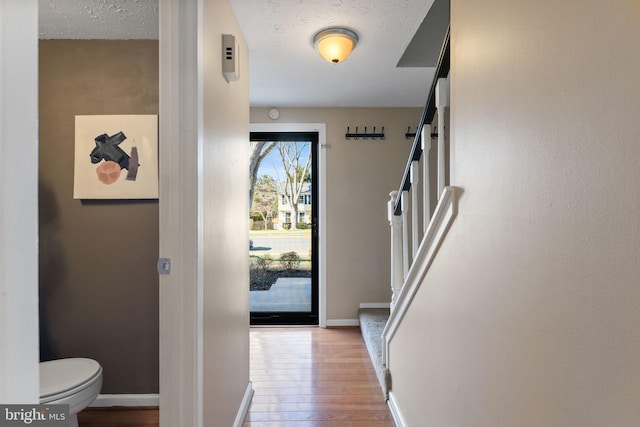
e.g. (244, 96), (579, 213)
(39, 40), (159, 394)
(389, 0), (640, 425)
(251, 107), (422, 321)
(202, 1), (251, 424)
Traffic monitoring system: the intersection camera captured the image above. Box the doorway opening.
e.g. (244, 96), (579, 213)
(249, 131), (319, 325)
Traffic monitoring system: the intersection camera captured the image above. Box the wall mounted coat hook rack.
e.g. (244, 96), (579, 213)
(345, 126), (385, 140)
(405, 126), (416, 139)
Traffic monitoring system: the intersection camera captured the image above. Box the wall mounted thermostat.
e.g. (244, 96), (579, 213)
(222, 34), (239, 82)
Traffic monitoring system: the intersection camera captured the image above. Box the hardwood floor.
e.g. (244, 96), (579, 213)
(245, 327), (394, 427)
(78, 407), (159, 427)
(79, 327), (392, 427)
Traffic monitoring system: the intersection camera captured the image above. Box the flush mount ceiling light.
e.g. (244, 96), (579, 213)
(313, 27), (359, 64)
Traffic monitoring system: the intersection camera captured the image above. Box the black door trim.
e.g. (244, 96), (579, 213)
(250, 131), (319, 326)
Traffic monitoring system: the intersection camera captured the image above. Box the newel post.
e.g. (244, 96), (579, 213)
(388, 191), (404, 311)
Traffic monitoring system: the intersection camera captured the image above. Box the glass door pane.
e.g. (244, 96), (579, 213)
(249, 132), (318, 325)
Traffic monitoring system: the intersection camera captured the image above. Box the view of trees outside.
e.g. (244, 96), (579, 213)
(249, 140), (313, 294)
(249, 140), (311, 230)
(251, 175), (277, 230)
(272, 142), (311, 229)
(249, 140), (276, 213)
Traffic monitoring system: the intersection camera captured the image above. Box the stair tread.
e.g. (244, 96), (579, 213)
(358, 308), (390, 399)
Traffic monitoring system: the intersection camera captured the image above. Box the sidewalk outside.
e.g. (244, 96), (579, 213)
(249, 277), (311, 312)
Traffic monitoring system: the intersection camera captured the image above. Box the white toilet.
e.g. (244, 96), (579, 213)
(40, 358), (103, 427)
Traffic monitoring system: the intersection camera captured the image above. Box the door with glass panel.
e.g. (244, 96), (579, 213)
(249, 132), (318, 325)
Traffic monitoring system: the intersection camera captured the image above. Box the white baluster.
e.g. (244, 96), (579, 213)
(410, 161), (420, 258)
(401, 190), (410, 278)
(388, 191), (403, 310)
(421, 125), (432, 230)
(436, 78), (449, 198)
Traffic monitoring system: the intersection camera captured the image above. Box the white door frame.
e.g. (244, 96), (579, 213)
(0, 0), (39, 403)
(158, 0), (203, 425)
(250, 123), (327, 327)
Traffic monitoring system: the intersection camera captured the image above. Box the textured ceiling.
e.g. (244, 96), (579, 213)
(39, 0), (444, 108)
(229, 0), (436, 107)
(39, 0), (158, 40)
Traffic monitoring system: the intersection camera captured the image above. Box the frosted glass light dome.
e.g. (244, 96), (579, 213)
(313, 28), (359, 63)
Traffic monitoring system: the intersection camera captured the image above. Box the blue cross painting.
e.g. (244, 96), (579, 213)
(74, 115), (158, 199)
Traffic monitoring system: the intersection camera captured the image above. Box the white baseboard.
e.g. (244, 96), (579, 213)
(90, 394), (159, 407)
(233, 382), (254, 427)
(387, 391), (406, 427)
(250, 324), (316, 328)
(326, 319), (359, 327)
(359, 303), (391, 309)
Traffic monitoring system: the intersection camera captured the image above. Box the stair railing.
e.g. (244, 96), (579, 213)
(383, 26), (457, 368)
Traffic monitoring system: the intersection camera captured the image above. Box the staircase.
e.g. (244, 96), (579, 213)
(358, 307), (390, 399)
(359, 26), (453, 405)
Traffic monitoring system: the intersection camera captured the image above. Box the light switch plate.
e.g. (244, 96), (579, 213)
(222, 34), (239, 82)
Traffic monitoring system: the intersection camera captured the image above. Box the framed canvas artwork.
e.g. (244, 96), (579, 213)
(74, 115), (158, 199)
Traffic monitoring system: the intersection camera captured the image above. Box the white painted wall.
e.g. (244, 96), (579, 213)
(159, 0), (249, 425)
(0, 0), (39, 403)
(389, 0), (640, 425)
(200, 0), (251, 424)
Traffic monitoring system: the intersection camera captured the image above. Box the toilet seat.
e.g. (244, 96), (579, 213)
(40, 358), (102, 403)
